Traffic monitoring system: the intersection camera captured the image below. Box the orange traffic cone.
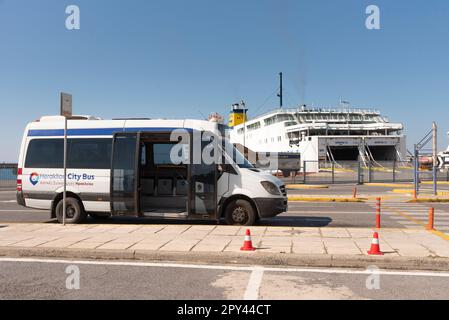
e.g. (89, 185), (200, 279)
(240, 229), (256, 251)
(367, 232), (383, 255)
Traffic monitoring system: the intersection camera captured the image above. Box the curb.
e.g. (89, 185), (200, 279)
(422, 181), (449, 185)
(1, 247), (449, 271)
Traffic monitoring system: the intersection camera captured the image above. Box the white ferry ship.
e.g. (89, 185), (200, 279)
(229, 103), (407, 173)
(438, 133), (449, 170)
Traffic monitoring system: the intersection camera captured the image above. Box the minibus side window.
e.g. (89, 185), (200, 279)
(153, 143), (180, 165)
(25, 139), (63, 168)
(25, 138), (112, 169)
(68, 139), (112, 169)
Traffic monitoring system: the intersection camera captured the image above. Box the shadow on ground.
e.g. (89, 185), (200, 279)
(258, 216), (332, 227)
(40, 216), (334, 228)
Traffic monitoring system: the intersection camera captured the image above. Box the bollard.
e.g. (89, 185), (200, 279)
(426, 208), (435, 231)
(375, 197), (381, 229)
(352, 187), (357, 199)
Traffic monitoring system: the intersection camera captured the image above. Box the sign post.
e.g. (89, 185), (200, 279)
(60, 93), (72, 226)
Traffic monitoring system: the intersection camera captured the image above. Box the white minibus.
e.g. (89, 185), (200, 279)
(16, 115), (287, 225)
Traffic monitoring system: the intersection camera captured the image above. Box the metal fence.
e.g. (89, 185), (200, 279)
(289, 160), (449, 185)
(0, 163), (17, 188)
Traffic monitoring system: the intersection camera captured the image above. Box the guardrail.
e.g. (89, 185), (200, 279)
(0, 163), (18, 188)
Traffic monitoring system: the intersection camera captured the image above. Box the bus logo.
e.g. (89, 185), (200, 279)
(30, 172), (40, 186)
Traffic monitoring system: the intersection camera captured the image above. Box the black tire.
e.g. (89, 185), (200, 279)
(224, 199), (257, 226)
(89, 213), (111, 220)
(55, 197), (87, 224)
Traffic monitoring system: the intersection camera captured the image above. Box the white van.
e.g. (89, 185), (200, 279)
(16, 115), (287, 225)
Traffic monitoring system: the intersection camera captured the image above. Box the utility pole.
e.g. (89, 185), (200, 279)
(277, 72), (283, 108)
(241, 100), (247, 149)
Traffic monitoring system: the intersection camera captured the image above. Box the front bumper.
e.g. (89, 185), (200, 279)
(254, 197), (288, 218)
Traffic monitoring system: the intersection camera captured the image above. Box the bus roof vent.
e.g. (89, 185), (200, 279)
(39, 115), (102, 122)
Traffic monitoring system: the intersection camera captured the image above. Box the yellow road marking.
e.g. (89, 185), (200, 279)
(288, 197), (365, 202)
(430, 230), (449, 241)
(392, 189), (449, 196)
(286, 184), (329, 189)
(365, 183), (414, 188)
(383, 205), (449, 242)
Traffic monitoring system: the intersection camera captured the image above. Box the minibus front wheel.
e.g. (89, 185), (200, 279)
(55, 197), (87, 224)
(224, 199), (257, 226)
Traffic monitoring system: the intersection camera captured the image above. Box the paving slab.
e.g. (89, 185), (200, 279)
(159, 239), (201, 252)
(321, 228), (351, 238)
(210, 226), (242, 236)
(129, 225), (166, 234)
(68, 242), (105, 250)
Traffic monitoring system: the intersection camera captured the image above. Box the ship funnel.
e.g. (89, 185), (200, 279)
(228, 101), (248, 127)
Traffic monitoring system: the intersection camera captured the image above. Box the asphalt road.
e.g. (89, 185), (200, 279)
(1, 258), (449, 300)
(0, 189), (406, 228)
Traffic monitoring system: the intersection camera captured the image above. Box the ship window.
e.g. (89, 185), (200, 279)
(285, 121), (297, 127)
(264, 114), (295, 126)
(237, 128), (244, 134)
(247, 122), (261, 132)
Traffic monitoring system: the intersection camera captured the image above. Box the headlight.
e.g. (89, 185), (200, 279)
(260, 181), (280, 195)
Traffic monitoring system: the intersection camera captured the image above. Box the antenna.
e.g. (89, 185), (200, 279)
(277, 72), (283, 108)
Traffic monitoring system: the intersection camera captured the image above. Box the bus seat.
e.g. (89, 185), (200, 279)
(176, 179), (188, 195)
(157, 178), (173, 195)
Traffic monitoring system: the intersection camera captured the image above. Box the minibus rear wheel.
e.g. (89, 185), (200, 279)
(55, 197), (87, 224)
(224, 199), (256, 226)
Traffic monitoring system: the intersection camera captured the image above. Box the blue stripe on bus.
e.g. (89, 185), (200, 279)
(27, 127), (193, 137)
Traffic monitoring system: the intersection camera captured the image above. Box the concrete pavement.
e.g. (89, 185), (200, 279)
(1, 222), (449, 271)
(2, 258), (449, 299)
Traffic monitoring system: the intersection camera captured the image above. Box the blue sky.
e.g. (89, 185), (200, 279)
(0, 0), (448, 161)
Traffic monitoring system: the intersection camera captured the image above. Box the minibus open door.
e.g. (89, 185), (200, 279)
(188, 136), (219, 222)
(110, 132), (140, 216)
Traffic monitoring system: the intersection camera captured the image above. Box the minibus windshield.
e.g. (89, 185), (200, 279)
(223, 140), (254, 169)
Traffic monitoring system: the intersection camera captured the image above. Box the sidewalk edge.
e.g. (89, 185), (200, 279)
(1, 247), (449, 271)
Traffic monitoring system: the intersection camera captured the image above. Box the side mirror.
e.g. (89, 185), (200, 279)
(256, 158), (271, 168)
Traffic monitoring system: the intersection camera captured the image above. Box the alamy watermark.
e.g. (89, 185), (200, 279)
(65, 265), (80, 290)
(168, 128), (279, 170)
(64, 4), (380, 31)
(366, 5), (381, 30)
(365, 265), (381, 290)
(66, 5), (80, 30)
